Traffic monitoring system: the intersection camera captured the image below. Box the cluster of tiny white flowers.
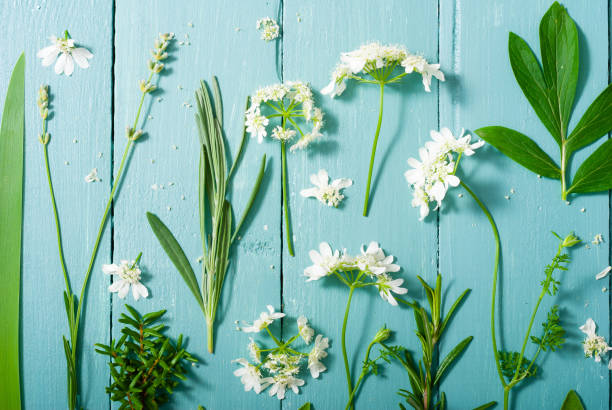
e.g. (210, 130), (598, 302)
(321, 42), (444, 97)
(304, 242), (407, 306)
(234, 308), (328, 400)
(580, 318), (612, 369)
(300, 169), (353, 207)
(405, 127), (484, 220)
(256, 17), (280, 41)
(102, 257), (149, 301)
(246, 81), (324, 150)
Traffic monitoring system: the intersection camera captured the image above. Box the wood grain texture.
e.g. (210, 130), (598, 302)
(0, 0), (609, 408)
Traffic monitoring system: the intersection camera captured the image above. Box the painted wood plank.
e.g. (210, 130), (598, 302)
(0, 0), (114, 408)
(438, 1), (610, 408)
(282, 1), (440, 408)
(112, 1), (281, 408)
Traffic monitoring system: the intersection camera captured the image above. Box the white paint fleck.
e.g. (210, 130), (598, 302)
(64, 161), (69, 165)
(580, 208), (586, 213)
(167, 206), (172, 211)
(98, 152), (103, 158)
(235, 27), (241, 32)
(565, 201), (570, 205)
(187, 22), (194, 27)
(504, 195), (510, 200)
(171, 144), (178, 150)
(457, 193), (463, 198)
(510, 188), (516, 194)
(603, 287), (607, 293)
(73, 138), (78, 143)
(148, 115), (153, 120)
(181, 195), (185, 200)
(270, 265), (274, 269)
(263, 225), (268, 231)
(537, 174), (542, 178)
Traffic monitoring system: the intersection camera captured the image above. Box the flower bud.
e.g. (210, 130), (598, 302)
(139, 80), (156, 93)
(130, 129), (144, 141)
(372, 326), (391, 343)
(561, 232), (581, 248)
(38, 132), (50, 145)
(153, 63), (164, 73)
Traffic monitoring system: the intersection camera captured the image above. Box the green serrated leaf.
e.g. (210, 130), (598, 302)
(561, 390), (584, 410)
(567, 138), (612, 194)
(475, 126), (561, 178)
(566, 83), (612, 152)
(0, 52), (24, 410)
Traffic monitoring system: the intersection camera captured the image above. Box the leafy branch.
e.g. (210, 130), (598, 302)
(475, 2), (612, 200)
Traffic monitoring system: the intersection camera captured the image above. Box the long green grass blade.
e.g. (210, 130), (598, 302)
(0, 52), (25, 410)
(231, 154), (266, 244)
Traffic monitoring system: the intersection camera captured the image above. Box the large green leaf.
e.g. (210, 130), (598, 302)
(508, 32), (560, 143)
(0, 52), (24, 410)
(146, 212), (204, 311)
(475, 126), (561, 178)
(566, 83), (612, 153)
(567, 138), (612, 194)
(560, 390), (584, 410)
(539, 1), (579, 137)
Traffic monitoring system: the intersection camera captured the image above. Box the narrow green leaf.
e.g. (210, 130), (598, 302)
(567, 138), (612, 194)
(0, 52), (24, 410)
(230, 154), (266, 244)
(539, 1), (579, 136)
(561, 390), (584, 410)
(146, 212), (204, 310)
(508, 32), (560, 143)
(475, 126), (561, 178)
(298, 403), (311, 410)
(472, 402), (497, 410)
(566, 83), (612, 152)
(439, 288), (470, 335)
(433, 336), (473, 385)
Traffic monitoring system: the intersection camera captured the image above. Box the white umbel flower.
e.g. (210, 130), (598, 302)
(304, 242), (340, 281)
(102, 259), (149, 300)
(233, 358), (271, 393)
(308, 334), (329, 378)
(242, 305), (285, 333)
(580, 318), (612, 368)
(256, 17), (280, 41)
(300, 169), (352, 207)
(297, 316), (314, 344)
(376, 274), (408, 306)
(355, 242), (400, 276)
(37, 33), (93, 76)
(268, 375), (304, 400)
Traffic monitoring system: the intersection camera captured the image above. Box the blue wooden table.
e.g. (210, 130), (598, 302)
(1, 0), (609, 408)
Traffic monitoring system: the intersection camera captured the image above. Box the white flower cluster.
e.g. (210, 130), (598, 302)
(102, 259), (149, 301)
(256, 17), (280, 41)
(37, 33), (93, 76)
(246, 81), (324, 150)
(405, 128), (484, 220)
(234, 308), (329, 400)
(580, 318), (612, 369)
(321, 42), (444, 97)
(305, 242), (407, 305)
(300, 169), (353, 207)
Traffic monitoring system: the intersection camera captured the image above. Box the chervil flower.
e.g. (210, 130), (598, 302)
(242, 305), (285, 333)
(426, 128), (484, 157)
(304, 242), (340, 281)
(401, 54), (445, 92)
(355, 242), (400, 276)
(268, 375), (305, 400)
(376, 274), (408, 306)
(297, 316), (314, 344)
(580, 318), (612, 368)
(248, 338), (262, 363)
(308, 334), (329, 378)
(233, 358), (271, 393)
(300, 169), (353, 207)
(271, 126), (296, 142)
(245, 107), (269, 143)
(102, 257), (149, 300)
(37, 32), (93, 76)
(256, 17), (280, 41)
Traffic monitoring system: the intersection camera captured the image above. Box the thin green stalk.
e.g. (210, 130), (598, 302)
(460, 181), (505, 388)
(342, 286), (356, 410)
(345, 339), (375, 410)
(281, 141), (294, 256)
(362, 82), (385, 217)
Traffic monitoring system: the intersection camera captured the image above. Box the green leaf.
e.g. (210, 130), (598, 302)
(508, 32), (560, 143)
(0, 52), (24, 410)
(560, 390), (584, 410)
(475, 126), (561, 178)
(433, 336), (473, 385)
(539, 1), (579, 137)
(230, 154), (266, 244)
(473, 402), (498, 410)
(298, 403), (312, 410)
(567, 138), (612, 194)
(567, 83), (612, 152)
(146, 212), (204, 310)
(439, 288), (470, 335)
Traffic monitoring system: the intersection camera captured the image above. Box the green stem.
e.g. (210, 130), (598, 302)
(460, 181), (506, 388)
(281, 141), (294, 256)
(503, 388), (509, 410)
(560, 143), (568, 200)
(207, 319), (214, 353)
(342, 286), (356, 410)
(345, 340), (374, 410)
(362, 82), (385, 217)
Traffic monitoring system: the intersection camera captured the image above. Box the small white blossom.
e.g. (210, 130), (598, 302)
(245, 107), (270, 143)
(308, 334), (329, 378)
(580, 318), (612, 368)
(297, 316), (314, 344)
(102, 259), (149, 300)
(271, 126), (296, 142)
(233, 358), (271, 393)
(242, 305), (285, 333)
(84, 168), (100, 183)
(300, 169), (352, 207)
(268, 374), (304, 400)
(37, 33), (93, 76)
(247, 338), (262, 363)
(355, 242), (400, 276)
(256, 17), (280, 41)
(304, 242), (340, 281)
(376, 274), (408, 306)
(426, 128), (484, 156)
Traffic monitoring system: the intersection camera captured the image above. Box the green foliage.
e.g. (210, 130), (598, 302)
(561, 390), (584, 410)
(475, 2), (612, 200)
(298, 403), (312, 410)
(148, 77), (266, 353)
(498, 351), (538, 381)
(530, 305), (565, 352)
(95, 305), (196, 410)
(0, 52), (24, 410)
(540, 251), (570, 296)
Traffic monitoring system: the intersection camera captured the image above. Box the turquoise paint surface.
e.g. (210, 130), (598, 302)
(0, 0), (609, 408)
